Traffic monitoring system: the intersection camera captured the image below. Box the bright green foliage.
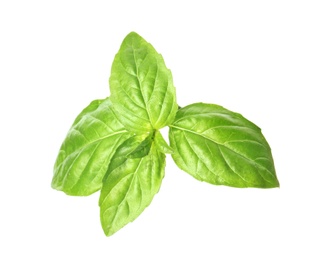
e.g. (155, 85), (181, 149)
(52, 98), (133, 196)
(109, 32), (177, 133)
(154, 131), (174, 154)
(52, 32), (279, 237)
(169, 103), (279, 188)
(100, 142), (165, 236)
(126, 133), (153, 159)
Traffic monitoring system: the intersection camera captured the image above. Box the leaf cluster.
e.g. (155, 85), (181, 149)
(52, 32), (279, 236)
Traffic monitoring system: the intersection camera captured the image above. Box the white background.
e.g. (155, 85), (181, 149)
(1, 0), (321, 259)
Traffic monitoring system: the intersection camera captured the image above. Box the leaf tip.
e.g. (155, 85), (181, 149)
(124, 31), (143, 42)
(50, 175), (61, 191)
(273, 178), (280, 188)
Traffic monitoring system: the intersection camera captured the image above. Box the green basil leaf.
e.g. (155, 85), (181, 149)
(110, 32), (177, 133)
(102, 135), (148, 179)
(169, 103), (279, 188)
(126, 134), (153, 159)
(72, 99), (103, 125)
(99, 143), (165, 236)
(52, 98), (133, 196)
(154, 131), (174, 154)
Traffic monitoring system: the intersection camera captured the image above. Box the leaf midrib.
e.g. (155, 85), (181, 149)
(132, 46), (153, 125)
(101, 158), (144, 235)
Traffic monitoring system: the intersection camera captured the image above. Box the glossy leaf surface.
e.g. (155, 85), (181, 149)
(169, 103), (279, 188)
(52, 98), (132, 195)
(154, 131), (173, 154)
(99, 143), (165, 236)
(109, 32), (177, 133)
(126, 134), (153, 159)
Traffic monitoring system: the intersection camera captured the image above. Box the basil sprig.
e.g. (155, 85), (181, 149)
(52, 32), (279, 236)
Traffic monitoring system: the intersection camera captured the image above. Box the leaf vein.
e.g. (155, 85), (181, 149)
(55, 130), (127, 169)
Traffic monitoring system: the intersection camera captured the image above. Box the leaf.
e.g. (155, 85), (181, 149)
(52, 31), (280, 237)
(169, 103), (279, 188)
(52, 98), (133, 196)
(154, 131), (173, 154)
(126, 133), (153, 159)
(109, 32), (177, 133)
(99, 143), (165, 236)
(72, 99), (103, 125)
